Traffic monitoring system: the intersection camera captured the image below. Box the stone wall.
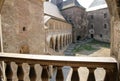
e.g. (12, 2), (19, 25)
(61, 7), (88, 42)
(1, 0), (45, 54)
(110, 18), (120, 60)
(87, 8), (110, 43)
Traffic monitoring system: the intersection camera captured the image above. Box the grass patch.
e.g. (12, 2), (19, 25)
(73, 44), (96, 53)
(89, 40), (110, 48)
(72, 39), (110, 53)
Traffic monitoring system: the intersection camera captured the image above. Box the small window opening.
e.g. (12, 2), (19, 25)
(104, 24), (107, 29)
(91, 24), (94, 28)
(91, 34), (94, 38)
(91, 15), (94, 19)
(104, 13), (107, 18)
(100, 34), (103, 38)
(23, 27), (26, 31)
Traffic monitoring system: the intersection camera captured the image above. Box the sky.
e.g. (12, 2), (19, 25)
(77, 0), (94, 8)
(63, 0), (94, 8)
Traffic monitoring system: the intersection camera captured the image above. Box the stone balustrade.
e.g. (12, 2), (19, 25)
(0, 53), (118, 81)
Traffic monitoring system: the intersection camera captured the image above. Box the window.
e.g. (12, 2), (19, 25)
(104, 24), (107, 29)
(23, 27), (26, 31)
(100, 34), (103, 38)
(104, 13), (107, 18)
(91, 15), (94, 19)
(91, 24), (94, 28)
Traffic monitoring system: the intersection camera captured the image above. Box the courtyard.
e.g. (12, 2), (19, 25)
(73, 39), (110, 57)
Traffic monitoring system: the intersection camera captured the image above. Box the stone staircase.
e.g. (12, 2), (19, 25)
(64, 44), (76, 56)
(64, 38), (93, 56)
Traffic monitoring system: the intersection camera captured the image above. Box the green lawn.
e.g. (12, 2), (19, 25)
(72, 40), (110, 53)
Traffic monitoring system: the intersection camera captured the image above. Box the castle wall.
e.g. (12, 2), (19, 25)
(1, 0), (45, 54)
(87, 8), (110, 43)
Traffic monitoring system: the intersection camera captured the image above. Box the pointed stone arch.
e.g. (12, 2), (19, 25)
(49, 37), (54, 49)
(59, 35), (62, 50)
(55, 36), (59, 52)
(63, 35), (66, 47)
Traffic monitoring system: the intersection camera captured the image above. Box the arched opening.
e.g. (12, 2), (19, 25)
(63, 35), (66, 47)
(68, 35), (70, 44)
(91, 34), (94, 38)
(66, 35), (67, 45)
(50, 37), (54, 49)
(55, 37), (59, 52)
(60, 36), (62, 50)
(67, 35), (69, 45)
(77, 36), (81, 41)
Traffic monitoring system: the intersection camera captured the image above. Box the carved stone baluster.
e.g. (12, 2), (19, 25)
(41, 65), (49, 81)
(56, 66), (63, 81)
(5, 62), (13, 81)
(29, 64), (36, 81)
(104, 68), (114, 81)
(17, 63), (24, 81)
(71, 67), (79, 81)
(87, 68), (96, 81)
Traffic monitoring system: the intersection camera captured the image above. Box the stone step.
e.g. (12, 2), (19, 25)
(65, 50), (72, 52)
(64, 52), (71, 54)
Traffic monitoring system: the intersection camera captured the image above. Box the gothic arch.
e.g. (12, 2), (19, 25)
(59, 35), (62, 50)
(65, 35), (67, 46)
(49, 37), (54, 49)
(68, 34), (71, 44)
(55, 36), (59, 52)
(63, 35), (66, 47)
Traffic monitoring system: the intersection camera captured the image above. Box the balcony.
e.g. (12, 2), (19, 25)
(0, 53), (118, 81)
